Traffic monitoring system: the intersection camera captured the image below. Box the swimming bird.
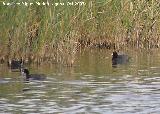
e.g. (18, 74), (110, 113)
(21, 68), (46, 81)
(8, 59), (23, 71)
(112, 51), (129, 65)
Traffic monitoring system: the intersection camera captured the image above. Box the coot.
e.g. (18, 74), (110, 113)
(21, 68), (46, 81)
(112, 51), (129, 65)
(8, 59), (23, 71)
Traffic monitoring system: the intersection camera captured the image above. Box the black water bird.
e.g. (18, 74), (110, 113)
(21, 68), (46, 81)
(8, 59), (23, 71)
(112, 51), (129, 65)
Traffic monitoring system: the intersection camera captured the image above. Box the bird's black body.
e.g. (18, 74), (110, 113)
(22, 69), (46, 81)
(112, 51), (129, 65)
(8, 59), (23, 71)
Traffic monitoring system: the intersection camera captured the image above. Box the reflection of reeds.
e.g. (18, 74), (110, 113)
(56, 31), (80, 66)
(0, 0), (160, 65)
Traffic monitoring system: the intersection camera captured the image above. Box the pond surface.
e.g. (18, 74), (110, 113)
(0, 49), (160, 114)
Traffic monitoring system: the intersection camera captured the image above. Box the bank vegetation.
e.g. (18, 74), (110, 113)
(0, 0), (160, 65)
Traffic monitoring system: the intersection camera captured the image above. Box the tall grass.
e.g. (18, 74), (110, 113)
(0, 0), (160, 65)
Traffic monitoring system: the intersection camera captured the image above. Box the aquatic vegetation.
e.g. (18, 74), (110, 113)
(0, 0), (160, 65)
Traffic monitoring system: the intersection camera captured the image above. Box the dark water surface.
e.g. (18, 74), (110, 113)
(0, 49), (160, 114)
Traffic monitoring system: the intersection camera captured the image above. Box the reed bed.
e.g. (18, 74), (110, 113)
(0, 0), (160, 65)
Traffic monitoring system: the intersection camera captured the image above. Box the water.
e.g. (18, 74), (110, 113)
(0, 49), (160, 114)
